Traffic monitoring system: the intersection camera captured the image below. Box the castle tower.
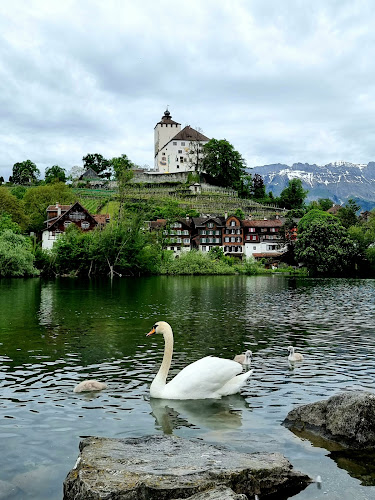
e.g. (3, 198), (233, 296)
(154, 109), (181, 170)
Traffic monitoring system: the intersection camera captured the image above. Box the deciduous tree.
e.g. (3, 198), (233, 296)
(110, 154), (135, 183)
(22, 183), (75, 232)
(0, 230), (39, 277)
(45, 165), (67, 184)
(12, 160), (40, 185)
(82, 153), (111, 178)
(295, 212), (356, 275)
(0, 213), (21, 233)
(202, 139), (246, 191)
(337, 198), (360, 228)
(0, 187), (29, 229)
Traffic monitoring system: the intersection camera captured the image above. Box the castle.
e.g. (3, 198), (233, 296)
(154, 109), (210, 173)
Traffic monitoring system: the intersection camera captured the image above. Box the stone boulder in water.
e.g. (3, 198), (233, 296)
(63, 435), (311, 499)
(283, 391), (375, 449)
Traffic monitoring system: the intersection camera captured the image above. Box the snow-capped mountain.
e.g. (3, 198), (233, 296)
(251, 161), (375, 210)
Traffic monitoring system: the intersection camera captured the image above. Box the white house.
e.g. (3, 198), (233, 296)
(242, 219), (286, 259)
(154, 109), (210, 173)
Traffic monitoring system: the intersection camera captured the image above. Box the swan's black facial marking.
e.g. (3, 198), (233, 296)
(146, 324), (158, 337)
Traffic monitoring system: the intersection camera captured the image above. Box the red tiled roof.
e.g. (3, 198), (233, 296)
(47, 204), (72, 211)
(242, 220), (283, 227)
(150, 219), (167, 229)
(93, 214), (110, 225)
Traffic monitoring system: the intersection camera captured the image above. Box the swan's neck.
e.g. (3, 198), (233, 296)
(150, 327), (173, 396)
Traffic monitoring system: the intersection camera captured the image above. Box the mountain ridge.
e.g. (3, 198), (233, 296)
(251, 161), (375, 210)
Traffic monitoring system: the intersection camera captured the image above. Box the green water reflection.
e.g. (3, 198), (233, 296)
(0, 275), (375, 499)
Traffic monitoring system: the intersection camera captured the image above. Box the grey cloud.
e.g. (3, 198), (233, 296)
(1, 0), (375, 181)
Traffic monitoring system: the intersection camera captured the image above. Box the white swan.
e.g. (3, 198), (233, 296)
(287, 346), (304, 362)
(146, 321), (253, 400)
(234, 350), (252, 365)
(73, 380), (107, 393)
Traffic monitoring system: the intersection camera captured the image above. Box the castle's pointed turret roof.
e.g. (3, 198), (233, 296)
(155, 109), (180, 127)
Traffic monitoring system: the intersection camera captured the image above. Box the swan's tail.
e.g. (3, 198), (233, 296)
(217, 369), (253, 397)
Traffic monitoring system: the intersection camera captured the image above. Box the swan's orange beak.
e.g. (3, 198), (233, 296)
(146, 327), (156, 337)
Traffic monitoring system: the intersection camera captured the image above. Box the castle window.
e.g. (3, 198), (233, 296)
(181, 142), (185, 146)
(178, 150), (182, 153)
(180, 157), (183, 162)
(177, 165), (179, 168)
(173, 142), (177, 145)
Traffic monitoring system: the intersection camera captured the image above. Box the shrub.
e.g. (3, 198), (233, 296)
(160, 250), (236, 275)
(235, 257), (262, 275)
(0, 230), (39, 277)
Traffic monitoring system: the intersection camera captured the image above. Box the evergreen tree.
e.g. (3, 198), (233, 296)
(279, 179), (308, 210)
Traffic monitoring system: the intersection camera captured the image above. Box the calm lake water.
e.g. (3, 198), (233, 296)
(0, 275), (375, 499)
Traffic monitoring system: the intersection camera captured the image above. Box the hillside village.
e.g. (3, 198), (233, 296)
(1, 108), (375, 278)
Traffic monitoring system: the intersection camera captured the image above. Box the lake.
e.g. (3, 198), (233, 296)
(0, 275), (374, 499)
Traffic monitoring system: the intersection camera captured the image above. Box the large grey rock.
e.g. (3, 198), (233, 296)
(175, 485), (247, 499)
(63, 435), (311, 499)
(283, 391), (375, 449)
(0, 479), (21, 499)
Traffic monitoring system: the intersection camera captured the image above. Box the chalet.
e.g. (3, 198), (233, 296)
(191, 217), (224, 252)
(149, 218), (193, 253)
(79, 167), (100, 180)
(149, 215), (291, 261)
(223, 215), (243, 256)
(242, 219), (284, 260)
(42, 201), (110, 250)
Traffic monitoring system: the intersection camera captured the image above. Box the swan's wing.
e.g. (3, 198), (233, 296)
(164, 356), (243, 399)
(217, 369), (253, 396)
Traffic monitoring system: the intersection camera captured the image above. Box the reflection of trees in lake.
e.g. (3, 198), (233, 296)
(149, 395), (248, 435)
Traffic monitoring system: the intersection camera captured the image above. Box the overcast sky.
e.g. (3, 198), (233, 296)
(1, 0), (375, 180)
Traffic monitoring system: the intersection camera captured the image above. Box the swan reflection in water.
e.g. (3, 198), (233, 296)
(149, 395), (249, 435)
